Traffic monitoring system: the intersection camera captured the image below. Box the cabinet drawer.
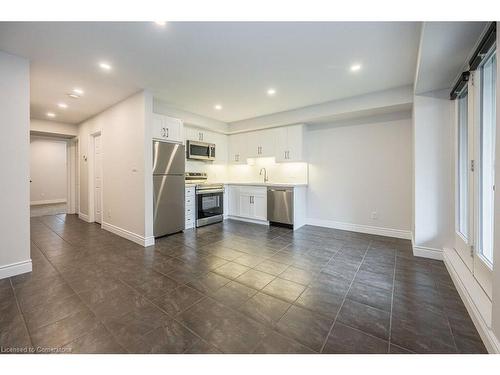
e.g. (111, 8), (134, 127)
(185, 205), (195, 216)
(240, 186), (266, 196)
(185, 217), (195, 229)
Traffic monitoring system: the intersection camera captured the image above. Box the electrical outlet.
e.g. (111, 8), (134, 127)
(371, 211), (378, 220)
(108, 210), (112, 218)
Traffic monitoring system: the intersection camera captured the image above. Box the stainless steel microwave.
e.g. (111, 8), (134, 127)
(186, 140), (216, 161)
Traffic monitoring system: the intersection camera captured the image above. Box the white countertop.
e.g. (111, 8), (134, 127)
(223, 182), (308, 187)
(185, 181), (308, 187)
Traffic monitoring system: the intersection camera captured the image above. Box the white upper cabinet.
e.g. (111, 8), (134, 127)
(185, 127), (212, 143)
(211, 132), (228, 163)
(275, 124), (304, 162)
(229, 124), (304, 163)
(229, 133), (248, 164)
(152, 114), (183, 143)
(247, 129), (276, 158)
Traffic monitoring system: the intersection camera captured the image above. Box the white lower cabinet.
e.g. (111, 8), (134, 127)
(185, 186), (196, 229)
(228, 185), (267, 222)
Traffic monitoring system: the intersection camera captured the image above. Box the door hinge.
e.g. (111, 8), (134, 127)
(470, 245), (474, 257)
(471, 160), (475, 172)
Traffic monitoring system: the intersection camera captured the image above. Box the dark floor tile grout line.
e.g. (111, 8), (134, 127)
(386, 247), (398, 353)
(438, 277), (460, 353)
(319, 242), (371, 353)
(8, 277), (34, 349)
(29, 221), (128, 353)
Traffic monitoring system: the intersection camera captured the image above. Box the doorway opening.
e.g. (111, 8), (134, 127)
(29, 134), (78, 217)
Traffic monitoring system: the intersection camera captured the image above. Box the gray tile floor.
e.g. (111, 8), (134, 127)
(0, 214), (487, 354)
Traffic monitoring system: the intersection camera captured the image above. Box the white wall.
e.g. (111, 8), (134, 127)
(305, 113), (412, 237)
(413, 91), (454, 250)
(78, 91), (152, 244)
(0, 51), (31, 279)
(30, 137), (67, 204)
(30, 118), (78, 137)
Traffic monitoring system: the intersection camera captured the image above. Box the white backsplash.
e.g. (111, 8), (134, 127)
(186, 157), (308, 184)
(227, 157), (308, 184)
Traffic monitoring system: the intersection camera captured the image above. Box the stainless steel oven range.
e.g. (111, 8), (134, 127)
(185, 172), (224, 227)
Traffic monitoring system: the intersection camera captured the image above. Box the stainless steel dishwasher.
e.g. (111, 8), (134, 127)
(267, 187), (294, 227)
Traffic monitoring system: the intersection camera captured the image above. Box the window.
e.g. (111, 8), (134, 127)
(457, 87), (469, 239)
(478, 46), (496, 265)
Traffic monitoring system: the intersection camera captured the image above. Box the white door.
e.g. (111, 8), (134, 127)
(152, 114), (164, 140)
(455, 50), (496, 299)
(275, 127), (288, 162)
(239, 193), (252, 218)
(252, 193), (267, 221)
(472, 50), (496, 298)
(286, 125), (304, 161)
(227, 186), (240, 216)
(229, 134), (247, 164)
(94, 134), (102, 224)
(164, 116), (182, 142)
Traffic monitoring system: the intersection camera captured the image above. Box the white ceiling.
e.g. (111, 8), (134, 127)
(0, 22), (420, 124)
(415, 22), (487, 94)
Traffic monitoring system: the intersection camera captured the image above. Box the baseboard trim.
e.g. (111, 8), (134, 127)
(78, 212), (91, 223)
(412, 246), (443, 260)
(30, 199), (67, 206)
(443, 247), (500, 353)
(226, 216), (269, 226)
(0, 259), (32, 280)
(305, 218), (412, 240)
(101, 221), (154, 247)
(144, 236), (155, 247)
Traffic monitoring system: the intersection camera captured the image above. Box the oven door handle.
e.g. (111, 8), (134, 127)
(196, 189), (224, 195)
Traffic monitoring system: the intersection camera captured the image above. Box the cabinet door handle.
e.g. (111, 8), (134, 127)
(166, 128), (169, 138)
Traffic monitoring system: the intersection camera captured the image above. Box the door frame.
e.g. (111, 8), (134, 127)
(471, 66), (494, 299)
(454, 80), (474, 271)
(66, 138), (79, 214)
(88, 131), (103, 224)
(29, 133), (77, 214)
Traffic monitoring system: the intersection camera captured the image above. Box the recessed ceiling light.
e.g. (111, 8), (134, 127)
(68, 93), (80, 99)
(57, 103), (68, 109)
(214, 104), (222, 111)
(99, 62), (112, 71)
(350, 64), (362, 72)
(46, 112), (56, 118)
(267, 88), (276, 96)
(73, 88), (84, 95)
(154, 21), (167, 27)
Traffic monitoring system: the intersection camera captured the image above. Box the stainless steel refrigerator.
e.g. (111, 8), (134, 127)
(153, 141), (185, 237)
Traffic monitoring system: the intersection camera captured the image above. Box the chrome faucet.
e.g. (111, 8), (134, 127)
(259, 168), (268, 182)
